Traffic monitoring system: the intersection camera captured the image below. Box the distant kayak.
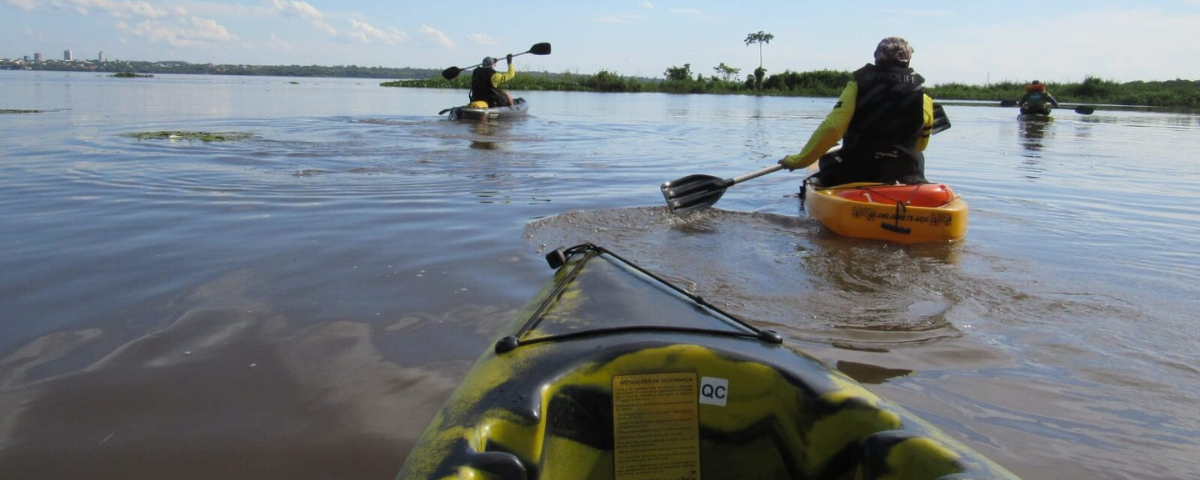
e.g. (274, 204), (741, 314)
(443, 97), (529, 122)
(1018, 112), (1053, 122)
(804, 181), (968, 243)
(396, 243), (1018, 480)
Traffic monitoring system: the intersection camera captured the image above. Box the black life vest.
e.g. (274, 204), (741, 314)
(470, 67), (502, 107)
(831, 63), (929, 185)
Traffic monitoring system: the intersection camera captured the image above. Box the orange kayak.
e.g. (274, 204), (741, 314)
(803, 181), (968, 243)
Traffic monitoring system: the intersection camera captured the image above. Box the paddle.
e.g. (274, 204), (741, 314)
(662, 104), (952, 213)
(441, 42), (552, 80)
(1000, 99), (1094, 115)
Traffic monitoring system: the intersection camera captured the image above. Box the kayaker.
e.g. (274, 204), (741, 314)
(469, 54), (516, 108)
(778, 36), (935, 187)
(1019, 80), (1060, 116)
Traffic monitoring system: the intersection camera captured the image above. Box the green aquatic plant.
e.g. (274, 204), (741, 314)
(1, 109), (44, 114)
(124, 131), (254, 142)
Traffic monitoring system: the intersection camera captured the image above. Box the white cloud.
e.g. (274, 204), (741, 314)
(188, 16), (237, 42)
(419, 24), (454, 48)
(58, 0), (170, 18)
(117, 20), (198, 47)
(6, 0), (36, 11)
(468, 33), (501, 46)
(115, 15), (239, 48)
(638, 1), (653, 9)
(180, 2), (263, 18)
(267, 0), (321, 20)
(268, 33), (292, 51)
(348, 19), (407, 45)
(669, 9), (702, 15)
(267, 0), (336, 36)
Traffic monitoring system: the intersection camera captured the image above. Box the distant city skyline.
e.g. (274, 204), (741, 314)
(4, 1), (1200, 84)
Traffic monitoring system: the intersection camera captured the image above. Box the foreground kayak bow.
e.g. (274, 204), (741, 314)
(397, 244), (1019, 480)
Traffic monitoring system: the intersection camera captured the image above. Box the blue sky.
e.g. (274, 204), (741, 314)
(4, 0), (1199, 84)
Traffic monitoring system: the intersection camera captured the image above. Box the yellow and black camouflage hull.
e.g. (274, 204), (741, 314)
(397, 244), (1019, 480)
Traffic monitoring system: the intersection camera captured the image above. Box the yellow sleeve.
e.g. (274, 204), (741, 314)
(782, 82), (857, 170)
(917, 94), (933, 152)
(492, 62), (515, 87)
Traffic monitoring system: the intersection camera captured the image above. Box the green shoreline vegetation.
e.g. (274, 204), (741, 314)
(383, 66), (1200, 110)
(5, 58), (1196, 109)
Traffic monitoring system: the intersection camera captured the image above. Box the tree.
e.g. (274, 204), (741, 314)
(664, 63), (692, 82)
(713, 62), (741, 82)
(744, 31), (775, 71)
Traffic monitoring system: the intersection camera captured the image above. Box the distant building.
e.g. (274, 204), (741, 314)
(98, 51), (105, 62)
(64, 50), (73, 61)
(34, 52), (43, 62)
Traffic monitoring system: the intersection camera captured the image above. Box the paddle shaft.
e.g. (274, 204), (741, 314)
(732, 143), (847, 184)
(443, 43), (551, 79)
(1002, 100), (1094, 115)
(731, 164), (785, 185)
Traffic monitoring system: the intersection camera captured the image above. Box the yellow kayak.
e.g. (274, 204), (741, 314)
(803, 181), (968, 243)
(397, 244), (1017, 480)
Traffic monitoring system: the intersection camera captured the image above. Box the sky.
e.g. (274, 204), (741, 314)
(4, 0), (1200, 85)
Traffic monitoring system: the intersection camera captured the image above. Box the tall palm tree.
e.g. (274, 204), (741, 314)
(744, 31), (775, 70)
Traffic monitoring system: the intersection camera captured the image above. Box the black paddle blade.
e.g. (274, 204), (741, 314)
(529, 42), (552, 55)
(661, 174), (733, 212)
(1000, 100), (1018, 107)
(441, 66), (462, 80)
(1074, 105), (1095, 115)
(932, 103), (952, 134)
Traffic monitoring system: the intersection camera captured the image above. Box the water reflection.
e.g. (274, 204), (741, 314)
(1018, 118), (1050, 155)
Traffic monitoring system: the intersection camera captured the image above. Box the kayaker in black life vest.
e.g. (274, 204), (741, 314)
(779, 36), (937, 187)
(469, 54), (516, 107)
(1019, 80), (1060, 116)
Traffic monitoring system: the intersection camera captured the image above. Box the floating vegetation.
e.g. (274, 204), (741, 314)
(289, 81), (299, 85)
(112, 72), (154, 78)
(124, 131), (255, 142)
(1, 109), (44, 114)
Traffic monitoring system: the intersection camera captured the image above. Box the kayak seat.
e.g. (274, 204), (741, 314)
(835, 183), (957, 208)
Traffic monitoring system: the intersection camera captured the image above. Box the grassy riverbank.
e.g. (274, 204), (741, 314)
(384, 70), (1200, 110)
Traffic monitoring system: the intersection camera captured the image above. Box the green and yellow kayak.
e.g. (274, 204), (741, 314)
(397, 244), (1017, 480)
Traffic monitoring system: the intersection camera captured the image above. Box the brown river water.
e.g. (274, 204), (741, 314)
(1, 71), (1197, 479)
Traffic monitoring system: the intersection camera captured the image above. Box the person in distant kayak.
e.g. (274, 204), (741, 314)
(469, 54), (515, 108)
(1019, 80), (1059, 115)
(778, 36), (936, 187)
